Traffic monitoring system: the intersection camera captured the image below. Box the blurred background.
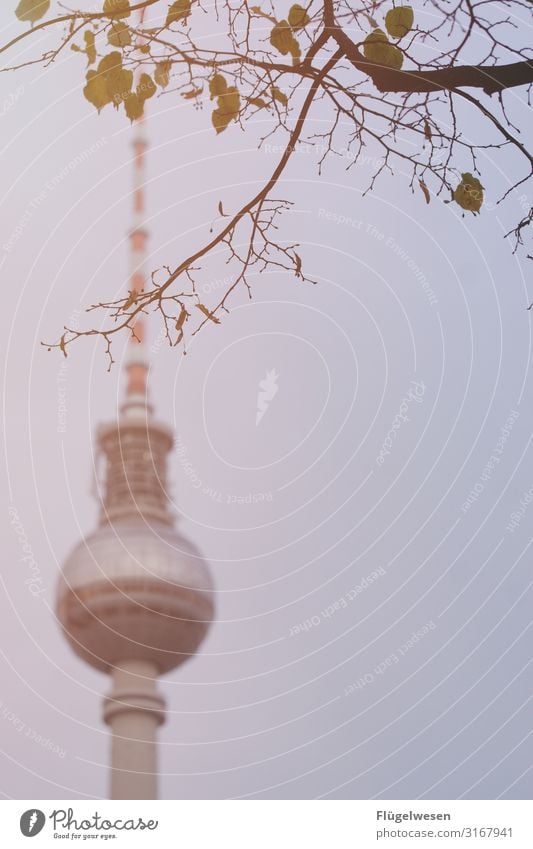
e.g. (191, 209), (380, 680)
(0, 2), (532, 800)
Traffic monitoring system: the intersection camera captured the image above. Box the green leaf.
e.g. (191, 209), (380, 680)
(453, 172), (484, 213)
(103, 0), (131, 20)
(385, 6), (414, 39)
(288, 4), (309, 30)
(270, 20), (299, 56)
(107, 22), (132, 47)
(364, 12), (379, 28)
(363, 28), (403, 69)
(166, 0), (192, 25)
(15, 0), (50, 24)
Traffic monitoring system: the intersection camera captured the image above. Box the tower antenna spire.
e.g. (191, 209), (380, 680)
(124, 5), (149, 410)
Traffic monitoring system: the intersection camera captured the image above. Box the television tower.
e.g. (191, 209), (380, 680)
(56, 12), (214, 800)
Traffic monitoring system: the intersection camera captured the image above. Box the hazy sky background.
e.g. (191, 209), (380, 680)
(0, 2), (532, 800)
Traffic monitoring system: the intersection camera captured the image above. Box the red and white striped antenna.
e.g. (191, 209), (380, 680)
(123, 6), (150, 410)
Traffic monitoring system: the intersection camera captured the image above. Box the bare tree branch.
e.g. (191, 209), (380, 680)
(2, 0), (531, 356)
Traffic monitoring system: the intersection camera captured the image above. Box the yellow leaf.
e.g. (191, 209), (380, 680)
(103, 0), (131, 20)
(419, 178), (430, 204)
(212, 108), (232, 134)
(137, 73), (156, 102)
(453, 173), (484, 213)
(166, 0), (192, 25)
(218, 85), (240, 116)
(250, 5), (277, 23)
(95, 53), (131, 107)
(271, 86), (288, 105)
(98, 51), (123, 79)
(123, 290), (138, 309)
(15, 0), (50, 24)
(84, 30), (97, 65)
(288, 4), (310, 30)
(196, 304), (221, 323)
(290, 39), (302, 66)
(107, 68), (133, 107)
(385, 6), (414, 39)
(182, 85), (203, 99)
(154, 60), (172, 88)
(107, 22), (131, 47)
(247, 96), (269, 109)
(83, 70), (112, 111)
(212, 83), (240, 132)
(209, 74), (227, 99)
(124, 92), (144, 121)
(175, 307), (188, 331)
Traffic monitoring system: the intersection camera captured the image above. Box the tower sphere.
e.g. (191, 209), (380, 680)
(58, 518), (214, 675)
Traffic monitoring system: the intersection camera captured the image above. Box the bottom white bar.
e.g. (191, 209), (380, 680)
(1, 800), (531, 848)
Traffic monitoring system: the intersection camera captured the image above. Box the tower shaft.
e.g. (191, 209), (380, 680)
(103, 660), (165, 800)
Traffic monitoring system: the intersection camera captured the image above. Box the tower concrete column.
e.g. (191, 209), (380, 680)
(103, 659), (166, 800)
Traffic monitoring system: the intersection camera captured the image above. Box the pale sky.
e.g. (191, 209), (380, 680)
(0, 3), (532, 799)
